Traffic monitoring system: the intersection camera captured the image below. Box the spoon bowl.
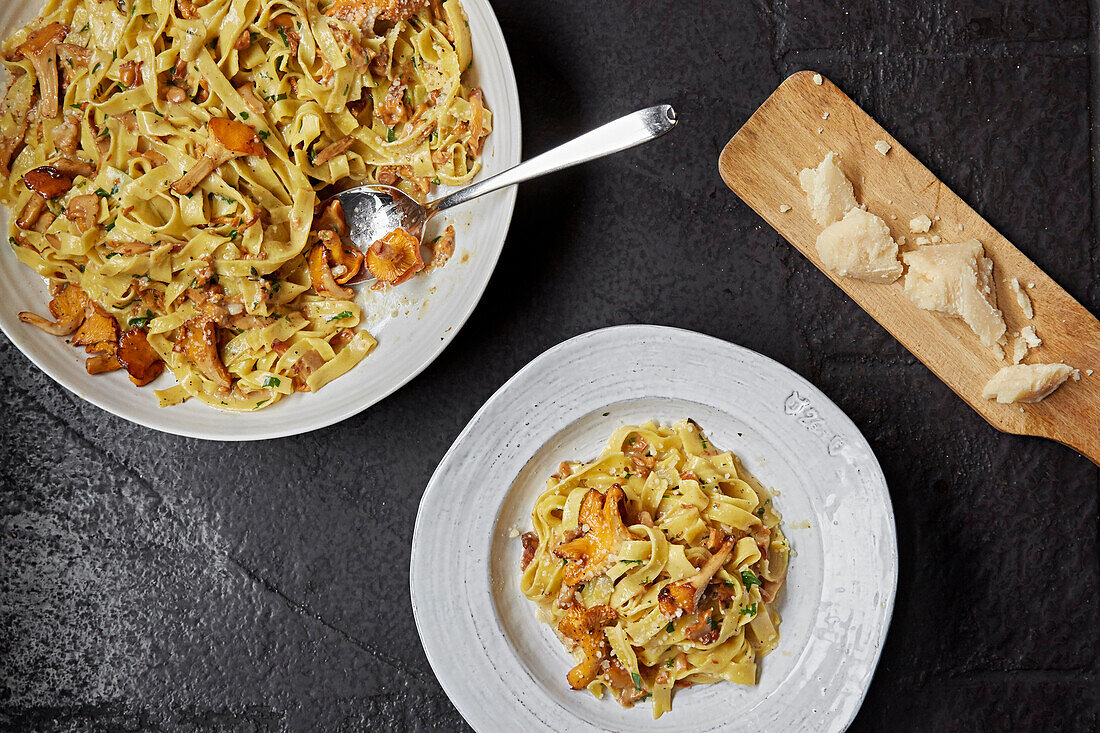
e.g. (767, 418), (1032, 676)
(330, 104), (677, 285)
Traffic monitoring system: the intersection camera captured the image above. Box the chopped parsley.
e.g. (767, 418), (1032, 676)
(277, 27), (289, 46)
(105, 253), (120, 259)
(261, 376), (281, 388)
(666, 621), (675, 633)
(258, 130), (270, 140)
(386, 127), (396, 142)
(740, 569), (762, 590)
(630, 672), (643, 691)
(104, 221), (115, 232)
(619, 559), (644, 565)
(127, 310), (155, 328)
(253, 399), (269, 409)
(239, 111), (249, 120)
(739, 603), (758, 616)
(327, 311), (353, 322)
(432, 177), (440, 185)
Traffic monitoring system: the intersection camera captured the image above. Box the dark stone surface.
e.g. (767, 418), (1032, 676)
(2, 0), (1098, 730)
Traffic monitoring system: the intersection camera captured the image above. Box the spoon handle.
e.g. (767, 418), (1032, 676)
(427, 104), (678, 214)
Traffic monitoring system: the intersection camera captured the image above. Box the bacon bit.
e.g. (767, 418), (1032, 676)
(329, 328), (355, 349)
(235, 83), (266, 116)
(520, 531), (538, 570)
(365, 227), (423, 286)
(555, 582), (578, 609)
(71, 303), (118, 349)
(468, 88), (486, 156)
(553, 485), (634, 586)
(329, 27), (372, 74)
(50, 158), (95, 180)
(761, 577), (784, 604)
(602, 659), (650, 706)
(684, 608), (720, 645)
(558, 603), (617, 690)
(54, 110), (81, 156)
(658, 537), (736, 617)
(378, 72), (412, 126)
(165, 86), (187, 104)
(19, 283), (88, 335)
(176, 0), (200, 19)
(272, 338), (290, 356)
(174, 317), (231, 388)
(0, 95), (33, 178)
(15, 22), (68, 119)
(622, 433), (656, 477)
(552, 460), (573, 480)
(376, 165), (399, 186)
(15, 194), (48, 230)
(291, 349), (325, 390)
(118, 111), (138, 134)
(426, 225), (455, 270)
(130, 149), (168, 166)
(233, 29), (251, 51)
(118, 60), (142, 88)
(634, 510), (654, 528)
(23, 166), (72, 199)
(270, 14), (300, 55)
(312, 136), (355, 165)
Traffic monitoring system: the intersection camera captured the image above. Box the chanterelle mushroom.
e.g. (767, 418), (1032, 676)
(558, 602), (617, 690)
(365, 227), (424, 286)
(15, 22), (68, 119)
(174, 316), (232, 388)
(553, 484), (635, 586)
(171, 118), (265, 195)
(658, 536), (736, 617)
(18, 283), (88, 335)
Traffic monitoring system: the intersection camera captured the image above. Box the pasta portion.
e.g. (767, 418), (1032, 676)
(520, 420), (790, 718)
(0, 0), (490, 410)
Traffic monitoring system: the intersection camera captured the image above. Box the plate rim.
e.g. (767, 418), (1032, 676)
(410, 323), (898, 732)
(0, 0), (521, 441)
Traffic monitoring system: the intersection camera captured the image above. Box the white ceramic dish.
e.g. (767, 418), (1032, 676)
(411, 325), (897, 732)
(0, 0), (520, 440)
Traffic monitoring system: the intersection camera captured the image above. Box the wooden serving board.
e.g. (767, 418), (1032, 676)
(719, 71), (1100, 465)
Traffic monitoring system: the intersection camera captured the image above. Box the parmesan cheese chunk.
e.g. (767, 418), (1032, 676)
(1020, 325), (1041, 348)
(1010, 335), (1028, 364)
(798, 152), (858, 227)
(909, 215), (932, 233)
(1009, 277), (1034, 318)
(874, 140), (891, 155)
(982, 363), (1074, 404)
(902, 240), (1006, 347)
(815, 208), (903, 283)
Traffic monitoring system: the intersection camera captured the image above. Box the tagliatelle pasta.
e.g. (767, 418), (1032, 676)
(520, 419), (790, 719)
(0, 0), (490, 410)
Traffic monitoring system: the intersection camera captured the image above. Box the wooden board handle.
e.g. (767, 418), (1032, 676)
(719, 71), (1100, 465)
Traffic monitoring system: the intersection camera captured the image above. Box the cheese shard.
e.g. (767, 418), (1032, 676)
(1020, 325), (1041, 348)
(909, 215), (932, 233)
(815, 208), (903, 283)
(1009, 277), (1034, 318)
(902, 240), (1006, 347)
(798, 152), (858, 227)
(982, 363), (1074, 404)
(1010, 335), (1028, 364)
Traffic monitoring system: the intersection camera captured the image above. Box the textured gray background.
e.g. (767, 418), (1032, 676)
(2, 0), (1098, 730)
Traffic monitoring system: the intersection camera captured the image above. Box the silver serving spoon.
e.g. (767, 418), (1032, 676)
(332, 104), (677, 282)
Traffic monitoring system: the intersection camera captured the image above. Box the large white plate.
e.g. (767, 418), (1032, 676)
(0, 0), (520, 440)
(411, 325), (897, 732)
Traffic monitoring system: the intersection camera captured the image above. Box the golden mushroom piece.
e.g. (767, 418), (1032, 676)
(171, 118), (266, 195)
(553, 485), (635, 587)
(658, 536), (736, 617)
(15, 22), (68, 119)
(365, 227), (424, 286)
(557, 603), (618, 690)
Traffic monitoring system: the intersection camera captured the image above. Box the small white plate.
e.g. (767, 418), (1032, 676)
(411, 325), (897, 732)
(0, 0), (520, 440)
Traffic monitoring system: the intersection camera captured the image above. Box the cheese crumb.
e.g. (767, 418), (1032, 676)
(1087, 369), (1094, 376)
(798, 152), (858, 227)
(874, 140), (891, 155)
(1009, 277), (1034, 319)
(915, 236), (931, 245)
(508, 527), (520, 538)
(1020, 325), (1041, 349)
(779, 204), (792, 213)
(958, 223), (964, 231)
(909, 215), (932, 233)
(982, 363), (1074, 403)
(1071, 369), (1081, 381)
(1027, 282), (1035, 289)
(1010, 336), (1028, 365)
(818, 127), (823, 134)
(813, 73), (823, 85)
(902, 240), (1006, 347)
(815, 208), (903, 283)
(931, 235), (941, 243)
(822, 112), (830, 120)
